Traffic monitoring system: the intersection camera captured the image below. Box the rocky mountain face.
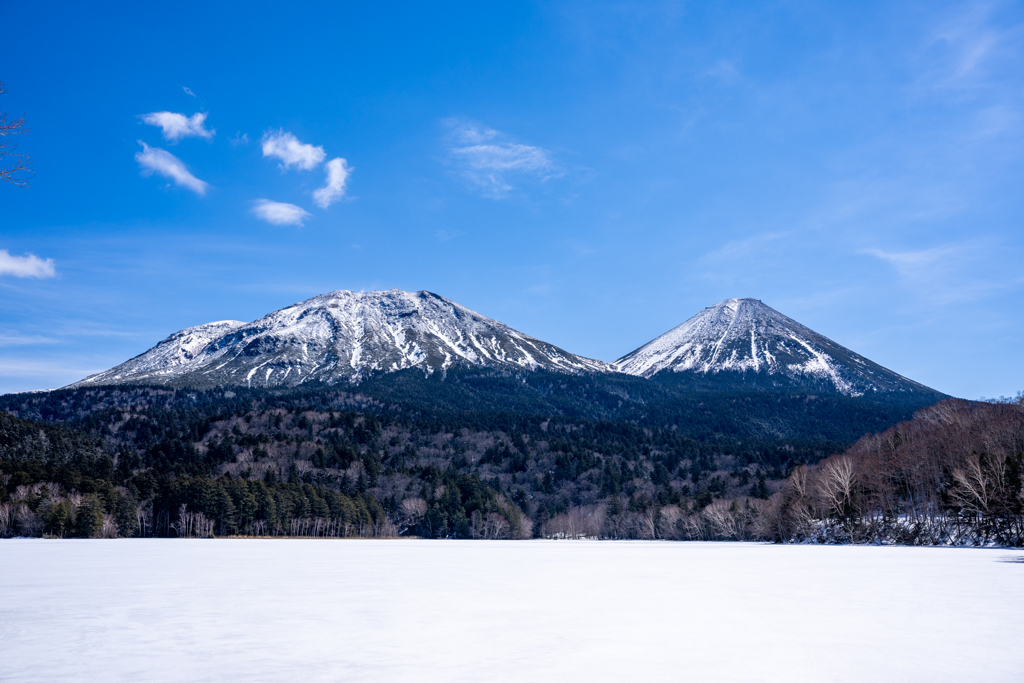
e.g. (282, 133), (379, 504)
(615, 298), (934, 397)
(72, 290), (611, 389)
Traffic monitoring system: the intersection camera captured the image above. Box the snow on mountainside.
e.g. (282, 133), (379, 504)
(615, 298), (934, 397)
(87, 321), (250, 381)
(71, 290), (611, 389)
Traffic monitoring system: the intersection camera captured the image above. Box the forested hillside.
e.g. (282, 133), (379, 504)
(1, 373), (989, 543)
(761, 396), (1024, 546)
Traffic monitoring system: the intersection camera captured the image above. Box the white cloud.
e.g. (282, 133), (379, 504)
(141, 111), (214, 142)
(251, 199), (311, 226)
(445, 119), (558, 197)
(451, 121), (501, 145)
(261, 130), (326, 171)
(182, 86), (196, 97)
(135, 142), (209, 195)
(0, 249), (56, 278)
(312, 158), (352, 208)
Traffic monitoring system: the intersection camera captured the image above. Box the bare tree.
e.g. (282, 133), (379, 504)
(702, 500), (738, 539)
(398, 497), (427, 534)
(0, 502), (13, 536)
(817, 456), (857, 521)
(135, 502), (152, 537)
(101, 514), (120, 538)
(950, 451), (1009, 517)
(0, 82), (34, 186)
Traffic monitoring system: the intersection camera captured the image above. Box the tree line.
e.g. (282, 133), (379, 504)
(5, 383), (1015, 545)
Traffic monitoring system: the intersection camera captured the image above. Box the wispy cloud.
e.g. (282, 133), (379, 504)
(0, 333), (60, 346)
(181, 86), (196, 97)
(0, 359), (104, 380)
(251, 199), (311, 226)
(261, 130), (326, 171)
(436, 229), (464, 241)
(864, 244), (966, 275)
(141, 111), (215, 142)
(929, 3), (1001, 81)
(699, 232), (787, 264)
(863, 241), (1023, 304)
(445, 119), (559, 197)
(0, 249), (56, 278)
(313, 158), (352, 208)
(135, 142), (209, 195)
(700, 59), (741, 84)
(915, 1), (1024, 97)
(230, 132), (250, 146)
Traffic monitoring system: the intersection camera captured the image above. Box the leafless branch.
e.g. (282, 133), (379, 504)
(0, 81), (35, 187)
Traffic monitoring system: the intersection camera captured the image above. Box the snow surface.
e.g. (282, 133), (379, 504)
(71, 290), (611, 388)
(2, 540), (1021, 682)
(615, 298), (928, 395)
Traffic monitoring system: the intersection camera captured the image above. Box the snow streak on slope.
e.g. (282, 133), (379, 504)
(73, 290), (611, 388)
(615, 298), (932, 396)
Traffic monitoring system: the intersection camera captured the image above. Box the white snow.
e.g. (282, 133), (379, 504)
(787, 335), (858, 396)
(1, 540), (1021, 682)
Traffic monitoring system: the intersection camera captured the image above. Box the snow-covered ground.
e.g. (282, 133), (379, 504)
(2, 540), (1022, 682)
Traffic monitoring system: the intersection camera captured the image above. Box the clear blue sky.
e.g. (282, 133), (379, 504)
(2, 1), (1022, 398)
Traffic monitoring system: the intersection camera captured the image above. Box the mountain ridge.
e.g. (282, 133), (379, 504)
(69, 291), (940, 399)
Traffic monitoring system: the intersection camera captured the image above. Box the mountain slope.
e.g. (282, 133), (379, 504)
(615, 298), (935, 397)
(72, 289), (611, 389)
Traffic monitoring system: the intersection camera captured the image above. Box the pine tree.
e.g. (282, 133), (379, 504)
(74, 496), (105, 538)
(751, 473), (770, 500)
(46, 502), (70, 537)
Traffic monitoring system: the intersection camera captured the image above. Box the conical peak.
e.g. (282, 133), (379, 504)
(614, 297), (932, 396)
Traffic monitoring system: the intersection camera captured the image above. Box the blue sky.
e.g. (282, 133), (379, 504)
(2, 0), (1022, 398)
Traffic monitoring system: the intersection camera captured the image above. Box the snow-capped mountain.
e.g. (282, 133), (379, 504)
(615, 298), (933, 397)
(72, 289), (611, 388)
(71, 292), (937, 398)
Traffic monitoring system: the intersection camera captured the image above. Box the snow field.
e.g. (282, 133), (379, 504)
(1, 540), (1022, 682)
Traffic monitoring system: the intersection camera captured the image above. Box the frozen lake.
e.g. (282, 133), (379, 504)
(2, 540), (1022, 682)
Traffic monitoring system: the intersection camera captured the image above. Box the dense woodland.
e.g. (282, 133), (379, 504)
(2, 371), (1018, 545)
